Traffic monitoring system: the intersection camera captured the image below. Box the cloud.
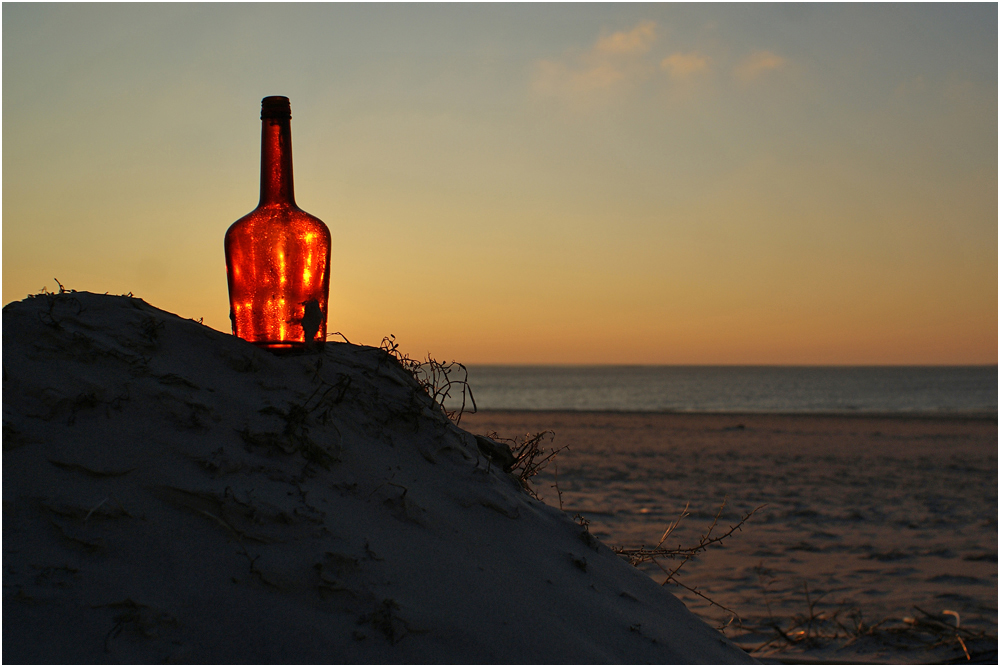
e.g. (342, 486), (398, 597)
(660, 52), (710, 80)
(532, 20), (658, 97)
(733, 50), (786, 82)
(594, 20), (657, 55)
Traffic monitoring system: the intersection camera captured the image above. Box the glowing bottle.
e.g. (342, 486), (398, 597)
(225, 96), (331, 352)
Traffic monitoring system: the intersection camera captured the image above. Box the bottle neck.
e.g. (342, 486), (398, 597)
(259, 116), (296, 207)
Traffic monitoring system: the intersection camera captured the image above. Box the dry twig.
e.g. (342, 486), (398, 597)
(613, 500), (764, 621)
(379, 335), (477, 424)
(743, 591), (994, 662)
(482, 430), (567, 499)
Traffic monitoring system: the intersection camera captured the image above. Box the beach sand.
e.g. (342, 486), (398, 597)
(460, 410), (998, 662)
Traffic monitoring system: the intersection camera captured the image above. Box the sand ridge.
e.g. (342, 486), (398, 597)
(2, 291), (753, 664)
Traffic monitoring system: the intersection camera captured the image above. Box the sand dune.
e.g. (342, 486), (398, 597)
(2, 291), (753, 664)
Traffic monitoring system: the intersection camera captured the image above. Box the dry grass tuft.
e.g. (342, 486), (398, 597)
(480, 430), (568, 499)
(379, 335), (476, 424)
(743, 593), (995, 662)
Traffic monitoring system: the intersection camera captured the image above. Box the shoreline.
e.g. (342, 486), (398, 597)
(462, 408), (998, 421)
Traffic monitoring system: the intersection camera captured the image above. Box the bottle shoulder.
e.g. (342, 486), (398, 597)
(226, 204), (329, 239)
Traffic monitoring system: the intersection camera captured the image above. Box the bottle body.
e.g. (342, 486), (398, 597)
(225, 96), (331, 352)
(225, 205), (330, 350)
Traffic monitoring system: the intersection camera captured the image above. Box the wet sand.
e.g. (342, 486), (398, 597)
(460, 410), (998, 661)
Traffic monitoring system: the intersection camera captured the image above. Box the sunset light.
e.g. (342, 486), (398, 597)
(3, 4), (995, 364)
(3, 7), (995, 662)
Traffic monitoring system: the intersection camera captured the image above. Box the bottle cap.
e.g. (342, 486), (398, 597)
(261, 96), (291, 119)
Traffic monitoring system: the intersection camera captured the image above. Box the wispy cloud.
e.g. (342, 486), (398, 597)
(534, 22), (789, 102)
(594, 20), (657, 55)
(532, 20), (658, 96)
(660, 52), (710, 80)
(733, 50), (786, 82)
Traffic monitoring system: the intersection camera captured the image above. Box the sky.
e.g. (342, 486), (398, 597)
(3, 3), (997, 365)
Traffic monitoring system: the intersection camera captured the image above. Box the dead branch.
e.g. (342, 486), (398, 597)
(379, 335), (477, 424)
(612, 500), (764, 625)
(615, 502), (764, 567)
(483, 430), (567, 499)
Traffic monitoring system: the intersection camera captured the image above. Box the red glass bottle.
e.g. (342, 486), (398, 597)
(225, 96), (331, 352)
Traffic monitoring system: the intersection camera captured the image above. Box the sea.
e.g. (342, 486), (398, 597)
(456, 365), (997, 415)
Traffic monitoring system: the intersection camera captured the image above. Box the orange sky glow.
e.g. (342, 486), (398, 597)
(3, 4), (996, 364)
